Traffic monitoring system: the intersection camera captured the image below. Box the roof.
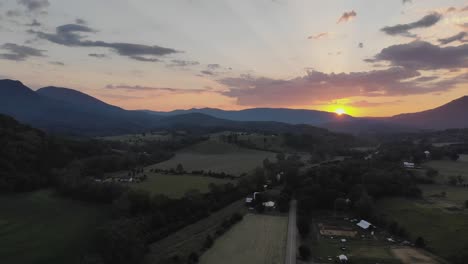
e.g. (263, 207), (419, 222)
(357, 220), (371, 229)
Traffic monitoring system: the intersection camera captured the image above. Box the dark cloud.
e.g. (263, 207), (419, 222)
(75, 18), (86, 25)
(129, 56), (160, 62)
(381, 13), (441, 37)
(201, 70), (215, 75)
(308, 32), (329, 40)
(30, 23), (179, 62)
(207, 64), (221, 70)
(88, 53), (108, 58)
(49, 61), (64, 66)
(105, 84), (209, 94)
(413, 76), (439, 82)
(438, 32), (467, 45)
(348, 100), (403, 108)
(337, 11), (356, 23)
(368, 41), (468, 70)
(167, 59), (200, 67)
(219, 67), (466, 107)
(17, 0), (50, 11)
(26, 19), (41, 27)
(447, 7), (457, 13)
(221, 68), (414, 106)
(358, 42), (364, 48)
(402, 0), (412, 4)
(0, 43), (45, 61)
(6, 10), (22, 17)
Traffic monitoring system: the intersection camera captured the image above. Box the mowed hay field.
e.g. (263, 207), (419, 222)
(131, 174), (234, 198)
(377, 197), (468, 261)
(424, 158), (468, 183)
(419, 184), (468, 208)
(144, 200), (247, 264)
(151, 140), (277, 176)
(0, 190), (108, 264)
(200, 214), (288, 264)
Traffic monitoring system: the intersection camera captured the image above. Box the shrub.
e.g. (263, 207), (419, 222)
(415, 236), (426, 248)
(298, 245), (311, 260)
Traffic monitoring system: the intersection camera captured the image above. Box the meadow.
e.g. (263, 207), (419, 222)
(419, 184), (468, 208)
(99, 133), (172, 144)
(377, 197), (468, 261)
(199, 214), (288, 264)
(424, 158), (468, 183)
(130, 173), (234, 198)
(0, 190), (108, 264)
(151, 140), (277, 176)
(144, 200), (247, 264)
(310, 237), (400, 264)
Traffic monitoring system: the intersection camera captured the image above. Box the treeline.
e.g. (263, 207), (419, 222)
(0, 114), (204, 192)
(82, 176), (263, 264)
(294, 160), (421, 219)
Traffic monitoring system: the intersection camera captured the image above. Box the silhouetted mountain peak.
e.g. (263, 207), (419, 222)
(0, 79), (36, 96)
(37, 86), (123, 111)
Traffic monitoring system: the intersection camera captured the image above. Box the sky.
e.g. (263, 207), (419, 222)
(0, 0), (467, 117)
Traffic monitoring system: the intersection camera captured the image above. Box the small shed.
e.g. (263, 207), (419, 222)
(338, 254), (348, 263)
(357, 220), (371, 230)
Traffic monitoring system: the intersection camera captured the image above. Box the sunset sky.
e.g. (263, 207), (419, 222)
(0, 0), (467, 116)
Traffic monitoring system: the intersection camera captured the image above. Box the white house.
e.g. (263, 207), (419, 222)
(338, 254), (348, 263)
(403, 162), (415, 168)
(357, 220), (371, 230)
(263, 201), (275, 208)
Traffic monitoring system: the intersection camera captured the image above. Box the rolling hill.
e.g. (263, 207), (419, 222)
(150, 107), (353, 126)
(1, 79), (466, 136)
(388, 96), (468, 130)
(0, 80), (160, 136)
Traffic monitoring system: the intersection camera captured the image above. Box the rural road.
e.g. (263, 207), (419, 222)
(285, 199), (297, 264)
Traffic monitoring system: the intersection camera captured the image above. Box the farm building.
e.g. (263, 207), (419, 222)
(262, 201), (275, 208)
(356, 220), (372, 230)
(403, 162), (415, 168)
(338, 254), (348, 263)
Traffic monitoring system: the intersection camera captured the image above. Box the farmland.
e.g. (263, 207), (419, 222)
(200, 214), (288, 264)
(419, 184), (468, 209)
(151, 140), (277, 176)
(377, 197), (468, 261)
(0, 190), (108, 264)
(99, 133), (172, 144)
(306, 216), (401, 264)
(424, 158), (468, 183)
(144, 200), (247, 264)
(131, 173), (234, 198)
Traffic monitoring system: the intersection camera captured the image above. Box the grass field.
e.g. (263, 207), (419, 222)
(310, 238), (400, 264)
(424, 159), (468, 183)
(308, 216), (400, 264)
(419, 184), (468, 208)
(377, 197), (468, 261)
(151, 140), (277, 176)
(131, 174), (234, 198)
(200, 214), (288, 264)
(99, 133), (172, 144)
(144, 200), (247, 264)
(0, 190), (108, 264)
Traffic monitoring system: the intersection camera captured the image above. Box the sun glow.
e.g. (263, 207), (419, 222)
(335, 108), (346, 115)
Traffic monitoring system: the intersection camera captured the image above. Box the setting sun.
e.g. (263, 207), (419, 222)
(335, 108), (346, 115)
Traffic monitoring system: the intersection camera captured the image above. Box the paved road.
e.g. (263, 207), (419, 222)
(285, 199), (297, 264)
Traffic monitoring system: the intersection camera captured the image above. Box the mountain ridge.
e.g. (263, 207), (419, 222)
(1, 79), (467, 135)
